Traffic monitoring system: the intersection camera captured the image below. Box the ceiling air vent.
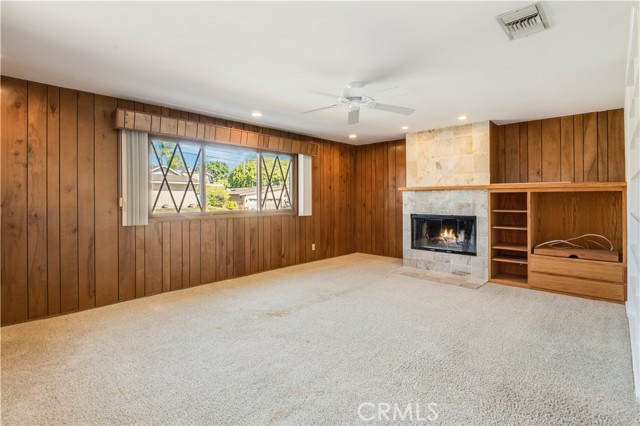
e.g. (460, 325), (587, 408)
(496, 3), (549, 40)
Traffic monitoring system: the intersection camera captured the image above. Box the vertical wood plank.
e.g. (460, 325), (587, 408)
(375, 145), (384, 255)
(387, 142), (397, 257)
(162, 222), (171, 292)
(574, 114), (584, 182)
(94, 95), (119, 306)
(77, 91), (96, 309)
(135, 227), (145, 297)
(504, 124), (520, 183)
(1, 77), (29, 324)
(234, 218), (245, 277)
(47, 86), (61, 316)
(216, 219), (228, 280)
(182, 221), (190, 287)
(271, 216), (283, 269)
(497, 125), (506, 183)
(597, 111), (609, 182)
(190, 220), (202, 285)
(355, 147), (362, 252)
(560, 115), (575, 182)
(364, 145), (373, 254)
(527, 120), (542, 182)
(244, 218), (252, 274)
(26, 81), (49, 318)
(200, 220), (216, 284)
(583, 112), (598, 182)
(170, 221), (182, 290)
(541, 118), (561, 182)
(144, 223), (163, 295)
(518, 123), (528, 183)
(263, 217), (271, 270)
(59, 88), (79, 313)
(395, 141), (406, 258)
(226, 218), (234, 278)
(250, 217), (259, 274)
(608, 109), (625, 182)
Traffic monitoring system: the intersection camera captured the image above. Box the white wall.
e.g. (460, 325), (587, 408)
(625, 5), (640, 404)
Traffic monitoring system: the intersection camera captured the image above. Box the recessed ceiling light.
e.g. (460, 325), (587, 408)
(348, 134), (357, 139)
(251, 111), (263, 117)
(401, 126), (409, 130)
(458, 115), (468, 121)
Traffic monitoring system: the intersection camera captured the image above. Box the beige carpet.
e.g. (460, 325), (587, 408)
(2, 253), (639, 425)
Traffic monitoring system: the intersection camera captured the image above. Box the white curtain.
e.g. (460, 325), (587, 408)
(121, 130), (149, 226)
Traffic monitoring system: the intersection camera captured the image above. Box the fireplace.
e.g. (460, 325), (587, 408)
(411, 214), (477, 256)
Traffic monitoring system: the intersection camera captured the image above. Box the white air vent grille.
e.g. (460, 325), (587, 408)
(496, 3), (549, 40)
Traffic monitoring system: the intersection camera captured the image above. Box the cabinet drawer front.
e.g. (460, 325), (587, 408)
(529, 271), (625, 302)
(530, 255), (625, 283)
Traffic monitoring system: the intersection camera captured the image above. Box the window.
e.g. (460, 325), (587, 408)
(149, 138), (293, 215)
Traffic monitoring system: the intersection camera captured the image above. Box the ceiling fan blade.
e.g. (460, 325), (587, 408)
(371, 86), (409, 100)
(301, 105), (338, 114)
(372, 103), (415, 115)
(348, 109), (360, 125)
(309, 90), (341, 100)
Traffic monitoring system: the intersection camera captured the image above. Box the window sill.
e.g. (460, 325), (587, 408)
(148, 210), (297, 223)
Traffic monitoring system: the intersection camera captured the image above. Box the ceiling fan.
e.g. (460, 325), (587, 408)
(302, 81), (415, 125)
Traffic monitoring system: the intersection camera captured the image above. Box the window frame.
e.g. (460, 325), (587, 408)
(148, 136), (297, 220)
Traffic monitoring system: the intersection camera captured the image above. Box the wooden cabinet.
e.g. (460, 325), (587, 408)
(489, 183), (627, 302)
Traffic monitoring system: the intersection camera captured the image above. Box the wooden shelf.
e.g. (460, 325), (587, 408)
(492, 225), (527, 231)
(493, 255), (528, 265)
(491, 273), (528, 286)
(488, 182), (626, 192)
(492, 243), (528, 252)
(492, 209), (527, 213)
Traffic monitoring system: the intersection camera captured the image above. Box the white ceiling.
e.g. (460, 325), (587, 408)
(1, 1), (633, 145)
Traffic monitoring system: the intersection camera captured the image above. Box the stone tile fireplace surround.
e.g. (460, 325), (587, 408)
(403, 190), (488, 280)
(403, 122), (490, 281)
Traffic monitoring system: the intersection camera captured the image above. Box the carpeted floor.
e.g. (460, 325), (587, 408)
(2, 253), (639, 425)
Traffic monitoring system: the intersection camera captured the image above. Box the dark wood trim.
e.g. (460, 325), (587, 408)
(114, 108), (319, 156)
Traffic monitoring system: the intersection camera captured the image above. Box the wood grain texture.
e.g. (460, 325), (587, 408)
(354, 140), (405, 258)
(77, 91), (96, 310)
(27, 81), (49, 318)
(59, 88), (79, 313)
(608, 109), (625, 182)
(527, 120), (542, 182)
(541, 118), (561, 182)
(495, 109), (624, 184)
(47, 86), (61, 315)
(1, 77), (29, 324)
(1, 77), (392, 325)
(94, 95), (119, 307)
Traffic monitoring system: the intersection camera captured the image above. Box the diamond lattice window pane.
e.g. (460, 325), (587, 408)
(261, 153), (292, 210)
(150, 140), (202, 213)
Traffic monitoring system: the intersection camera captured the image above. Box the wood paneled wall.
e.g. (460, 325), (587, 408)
(492, 109), (625, 183)
(1, 76), (359, 325)
(354, 140), (406, 258)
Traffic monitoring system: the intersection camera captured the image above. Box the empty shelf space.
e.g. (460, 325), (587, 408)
(491, 273), (528, 285)
(493, 255), (528, 265)
(492, 209), (527, 213)
(492, 243), (528, 252)
(492, 225), (527, 231)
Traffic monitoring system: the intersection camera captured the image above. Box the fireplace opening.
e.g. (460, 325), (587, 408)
(411, 214), (477, 256)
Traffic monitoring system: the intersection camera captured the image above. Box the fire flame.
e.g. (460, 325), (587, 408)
(439, 228), (457, 244)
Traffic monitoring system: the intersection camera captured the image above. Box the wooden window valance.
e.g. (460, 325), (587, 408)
(114, 108), (319, 156)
